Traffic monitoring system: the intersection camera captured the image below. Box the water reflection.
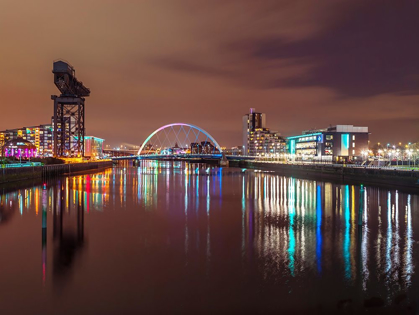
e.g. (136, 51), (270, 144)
(236, 168), (416, 300)
(51, 178), (85, 286)
(0, 161), (417, 312)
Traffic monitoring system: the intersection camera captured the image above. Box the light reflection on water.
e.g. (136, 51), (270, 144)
(0, 160), (417, 313)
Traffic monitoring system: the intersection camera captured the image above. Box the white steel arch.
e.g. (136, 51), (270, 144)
(137, 123), (222, 155)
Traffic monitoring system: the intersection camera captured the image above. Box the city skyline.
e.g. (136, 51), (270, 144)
(0, 1), (418, 147)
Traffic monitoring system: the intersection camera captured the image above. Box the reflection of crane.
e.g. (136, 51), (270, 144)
(0, 199), (15, 224)
(41, 179), (85, 289)
(53, 180), (84, 275)
(52, 60), (90, 157)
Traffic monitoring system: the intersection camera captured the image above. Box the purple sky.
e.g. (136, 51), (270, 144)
(0, 0), (418, 147)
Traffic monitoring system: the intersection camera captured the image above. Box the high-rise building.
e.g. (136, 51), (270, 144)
(242, 108), (265, 155)
(242, 108), (285, 156)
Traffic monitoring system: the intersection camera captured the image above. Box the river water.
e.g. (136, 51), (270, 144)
(0, 161), (418, 314)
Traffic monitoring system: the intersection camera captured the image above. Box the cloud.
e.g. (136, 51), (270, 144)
(0, 0), (418, 147)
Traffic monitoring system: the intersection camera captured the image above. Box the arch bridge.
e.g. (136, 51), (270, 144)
(136, 123), (222, 160)
(111, 123), (253, 163)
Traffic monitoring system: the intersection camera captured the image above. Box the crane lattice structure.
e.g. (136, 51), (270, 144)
(51, 60), (90, 157)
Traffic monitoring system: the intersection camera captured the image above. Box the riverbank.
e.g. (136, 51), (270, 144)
(0, 161), (113, 185)
(230, 160), (419, 189)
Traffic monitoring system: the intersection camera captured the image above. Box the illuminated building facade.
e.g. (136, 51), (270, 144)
(221, 146), (242, 156)
(0, 124), (53, 157)
(287, 125), (369, 162)
(242, 108), (285, 156)
(2, 138), (37, 158)
(242, 108), (266, 155)
(84, 136), (104, 159)
(248, 128), (286, 156)
(190, 141), (220, 154)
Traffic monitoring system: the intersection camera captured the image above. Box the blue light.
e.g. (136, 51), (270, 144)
(316, 185), (322, 274)
(290, 140), (296, 154)
(341, 134), (349, 156)
(288, 178), (296, 276)
(343, 185), (351, 280)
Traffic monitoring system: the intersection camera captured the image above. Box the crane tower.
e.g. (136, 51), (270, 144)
(51, 60), (90, 157)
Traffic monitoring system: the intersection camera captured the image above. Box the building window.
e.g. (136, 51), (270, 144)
(352, 135), (355, 141)
(352, 149), (355, 155)
(352, 143), (355, 148)
(326, 135), (333, 140)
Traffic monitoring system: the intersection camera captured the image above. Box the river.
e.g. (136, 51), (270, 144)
(0, 161), (417, 314)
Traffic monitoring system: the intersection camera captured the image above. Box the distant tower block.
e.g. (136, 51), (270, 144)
(51, 60), (90, 157)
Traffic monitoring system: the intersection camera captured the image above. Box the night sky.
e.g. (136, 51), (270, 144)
(0, 0), (418, 147)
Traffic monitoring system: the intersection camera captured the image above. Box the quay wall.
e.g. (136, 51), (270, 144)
(0, 161), (113, 185)
(230, 160), (419, 189)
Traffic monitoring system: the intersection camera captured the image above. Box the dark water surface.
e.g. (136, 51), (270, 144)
(0, 161), (418, 314)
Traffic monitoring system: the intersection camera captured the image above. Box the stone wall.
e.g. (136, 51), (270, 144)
(230, 160), (419, 189)
(0, 161), (113, 185)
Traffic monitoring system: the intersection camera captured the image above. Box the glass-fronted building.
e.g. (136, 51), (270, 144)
(287, 125), (369, 162)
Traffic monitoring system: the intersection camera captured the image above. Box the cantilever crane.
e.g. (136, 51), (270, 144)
(52, 60), (90, 157)
(53, 60), (90, 97)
